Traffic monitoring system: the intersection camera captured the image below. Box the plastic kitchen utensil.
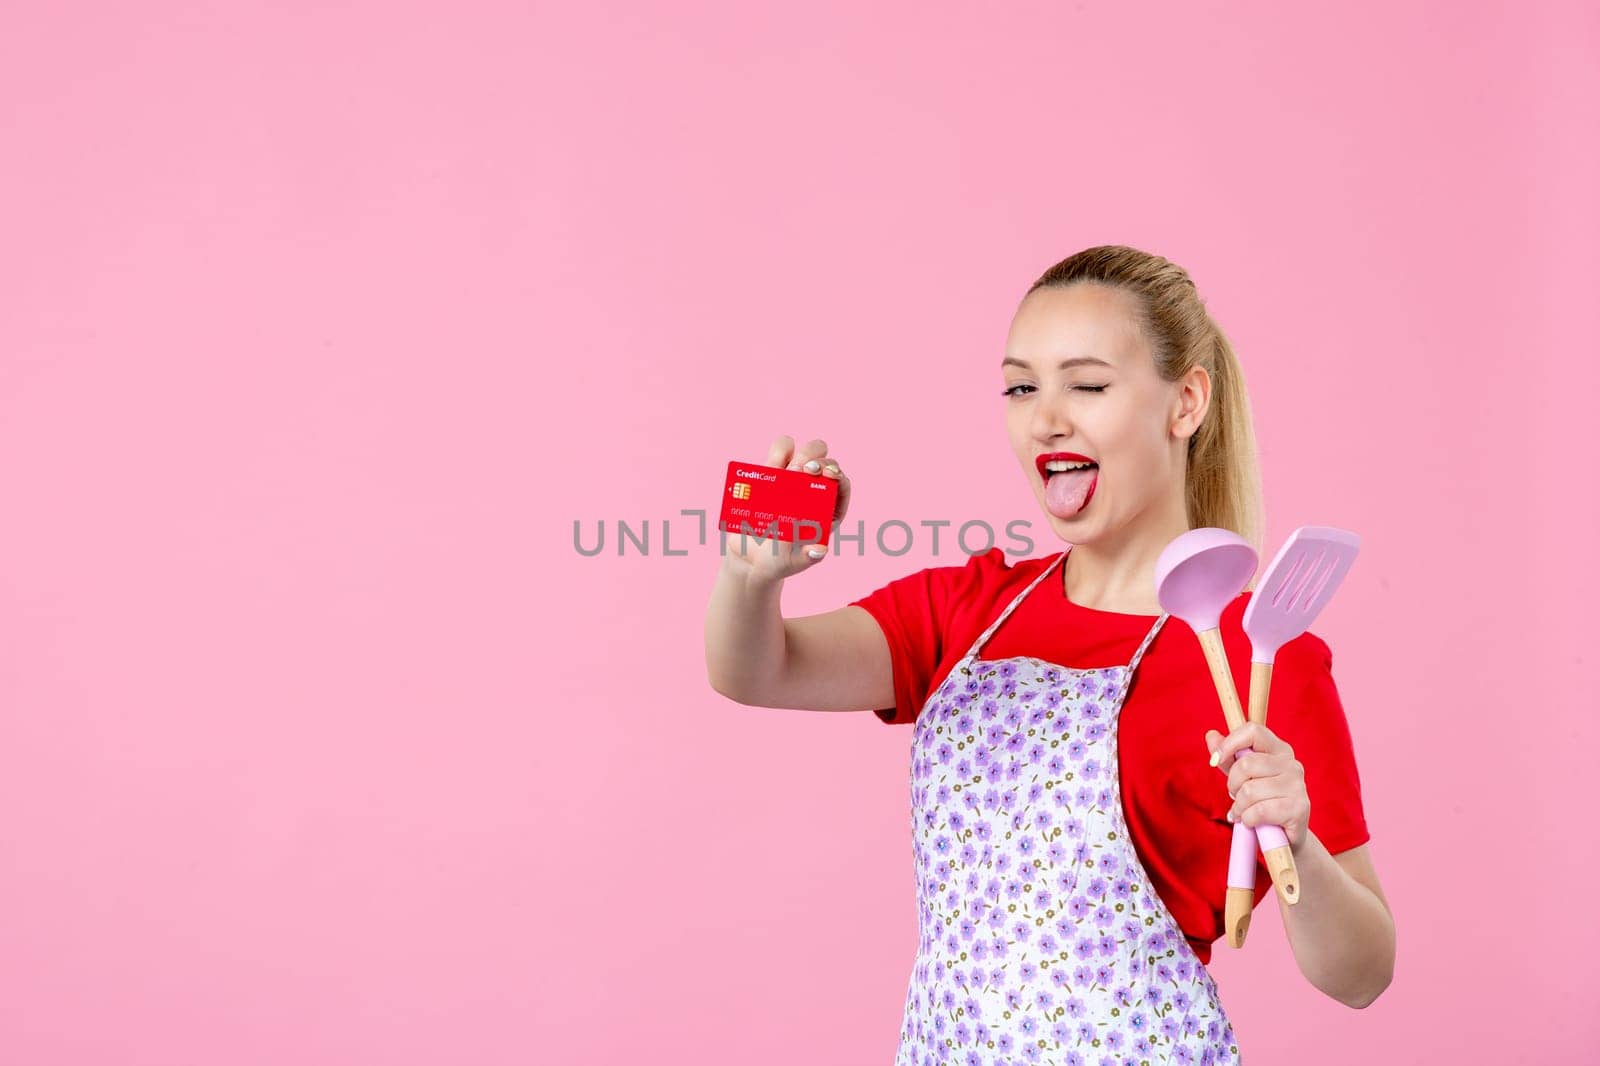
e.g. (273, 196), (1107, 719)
(1154, 527), (1301, 910)
(1223, 525), (1362, 946)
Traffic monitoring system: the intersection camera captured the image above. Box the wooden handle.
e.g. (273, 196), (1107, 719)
(1247, 659), (1300, 906)
(1249, 661), (1272, 725)
(1225, 887), (1255, 948)
(1264, 846), (1300, 905)
(1195, 628), (1246, 732)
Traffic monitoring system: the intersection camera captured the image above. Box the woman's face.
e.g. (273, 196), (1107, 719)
(1001, 283), (1207, 545)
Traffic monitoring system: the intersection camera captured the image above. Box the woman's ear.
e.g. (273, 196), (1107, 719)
(1172, 364), (1211, 441)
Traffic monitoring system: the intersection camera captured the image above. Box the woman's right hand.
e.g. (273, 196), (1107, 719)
(722, 435), (851, 584)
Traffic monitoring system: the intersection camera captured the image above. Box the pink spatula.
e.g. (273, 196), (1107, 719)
(1155, 528), (1301, 912)
(1225, 525), (1362, 946)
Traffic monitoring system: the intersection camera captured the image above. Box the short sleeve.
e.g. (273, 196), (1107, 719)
(848, 551), (996, 725)
(1270, 633), (1371, 855)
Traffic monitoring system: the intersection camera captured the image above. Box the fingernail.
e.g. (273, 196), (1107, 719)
(1226, 810), (1236, 823)
(804, 460), (821, 472)
(807, 546), (825, 559)
(1208, 750), (1221, 768)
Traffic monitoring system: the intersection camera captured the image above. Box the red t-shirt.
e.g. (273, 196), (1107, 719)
(849, 546), (1370, 965)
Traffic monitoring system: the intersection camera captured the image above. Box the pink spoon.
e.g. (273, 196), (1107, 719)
(1224, 525), (1362, 946)
(1154, 528), (1301, 913)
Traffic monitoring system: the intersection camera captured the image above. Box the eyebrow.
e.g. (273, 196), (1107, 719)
(1000, 355), (1114, 370)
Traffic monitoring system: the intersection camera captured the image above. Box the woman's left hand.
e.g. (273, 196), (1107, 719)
(1204, 721), (1311, 852)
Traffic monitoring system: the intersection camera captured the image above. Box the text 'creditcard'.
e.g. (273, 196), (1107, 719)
(717, 461), (839, 545)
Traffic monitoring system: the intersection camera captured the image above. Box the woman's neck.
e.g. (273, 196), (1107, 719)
(1061, 509), (1192, 616)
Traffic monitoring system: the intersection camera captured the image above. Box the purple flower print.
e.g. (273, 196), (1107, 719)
(1144, 984), (1164, 1007)
(979, 677), (998, 696)
(1067, 897), (1090, 919)
(1012, 921), (1032, 943)
(1162, 1016), (1181, 1040)
(1175, 1047), (1194, 1064)
(1081, 758), (1102, 781)
(1087, 877), (1107, 898)
(1112, 878), (1132, 900)
(1043, 689), (1063, 710)
(1000, 661), (1018, 679)
(1074, 937), (1096, 960)
(1066, 739), (1087, 760)
(1094, 963), (1115, 986)
(1018, 961), (1038, 984)
(1076, 786), (1095, 807)
(1081, 700), (1101, 719)
(1094, 903), (1115, 927)
(1074, 965), (1093, 987)
(1122, 920), (1141, 942)
(1105, 1029), (1124, 1050)
(1096, 932), (1117, 958)
(1004, 705), (1026, 731)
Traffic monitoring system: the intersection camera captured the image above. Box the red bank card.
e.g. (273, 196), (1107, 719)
(718, 460), (839, 546)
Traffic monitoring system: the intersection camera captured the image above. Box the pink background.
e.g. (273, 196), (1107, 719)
(2, 2), (1595, 1062)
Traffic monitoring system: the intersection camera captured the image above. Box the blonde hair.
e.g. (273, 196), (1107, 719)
(1024, 244), (1265, 562)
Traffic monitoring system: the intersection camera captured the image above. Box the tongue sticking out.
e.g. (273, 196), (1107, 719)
(1045, 467), (1098, 518)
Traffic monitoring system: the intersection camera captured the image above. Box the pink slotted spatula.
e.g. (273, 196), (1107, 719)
(1225, 525), (1362, 948)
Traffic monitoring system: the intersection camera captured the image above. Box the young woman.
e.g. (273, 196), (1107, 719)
(704, 245), (1395, 1063)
